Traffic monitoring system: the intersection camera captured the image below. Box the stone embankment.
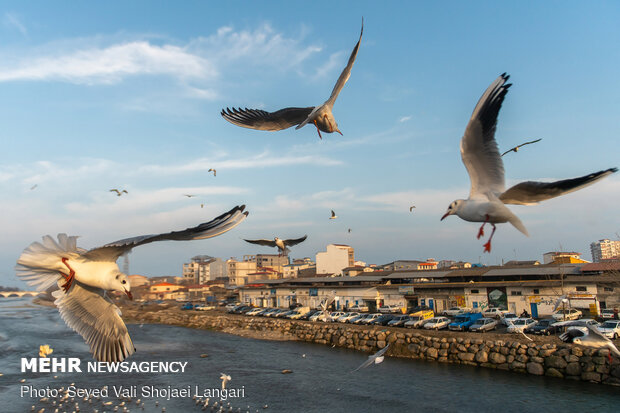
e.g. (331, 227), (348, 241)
(122, 305), (620, 386)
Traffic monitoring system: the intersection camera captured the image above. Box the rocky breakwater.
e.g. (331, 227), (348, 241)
(122, 307), (620, 386)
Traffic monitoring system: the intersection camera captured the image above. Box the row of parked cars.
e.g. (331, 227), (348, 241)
(223, 304), (620, 339)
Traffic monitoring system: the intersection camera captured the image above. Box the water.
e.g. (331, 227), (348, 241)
(1, 298), (619, 412)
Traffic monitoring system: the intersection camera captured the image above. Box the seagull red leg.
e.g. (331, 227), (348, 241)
(313, 120), (323, 140)
(58, 257), (76, 293)
(483, 224), (497, 253)
(477, 215), (489, 239)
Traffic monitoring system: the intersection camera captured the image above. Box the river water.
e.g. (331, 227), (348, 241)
(1, 297), (619, 412)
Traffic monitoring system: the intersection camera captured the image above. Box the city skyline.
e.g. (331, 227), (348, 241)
(2, 1), (620, 288)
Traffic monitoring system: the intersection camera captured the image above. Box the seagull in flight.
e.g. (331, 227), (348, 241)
(208, 168), (217, 177)
(30, 184), (38, 190)
(556, 320), (620, 362)
(16, 205), (248, 362)
(184, 194), (197, 198)
(318, 294), (336, 322)
(353, 344), (390, 372)
(501, 138), (542, 157)
(221, 19), (363, 139)
(109, 189), (128, 196)
(330, 210), (338, 220)
(552, 295), (569, 313)
(440, 73), (617, 252)
(409, 205), (416, 212)
(244, 235), (307, 255)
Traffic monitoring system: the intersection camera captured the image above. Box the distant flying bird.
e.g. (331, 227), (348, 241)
(221, 19), (363, 139)
(501, 138), (542, 157)
(244, 235), (307, 255)
(556, 320), (620, 362)
(208, 168), (217, 177)
(348, 228), (352, 233)
(200, 203), (205, 208)
(16, 205), (248, 362)
(552, 295), (569, 313)
(220, 373), (231, 390)
(109, 189), (128, 196)
(353, 344), (390, 372)
(409, 205), (416, 212)
(330, 210), (338, 220)
(440, 73), (617, 253)
(184, 194), (196, 198)
(30, 184), (38, 190)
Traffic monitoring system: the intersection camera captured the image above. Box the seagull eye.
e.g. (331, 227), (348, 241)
(121, 280), (126, 284)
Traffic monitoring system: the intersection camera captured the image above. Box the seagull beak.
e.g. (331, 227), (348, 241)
(335, 128), (343, 136)
(124, 289), (133, 300)
(440, 212), (450, 221)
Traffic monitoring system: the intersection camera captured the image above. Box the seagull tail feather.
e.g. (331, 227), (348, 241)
(15, 234), (81, 291)
(508, 214), (529, 237)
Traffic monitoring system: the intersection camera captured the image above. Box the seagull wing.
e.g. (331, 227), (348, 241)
(585, 322), (611, 341)
(283, 235), (308, 247)
(461, 73), (510, 198)
(551, 295), (568, 313)
(83, 205), (248, 262)
(52, 281), (135, 362)
(499, 168), (617, 205)
(221, 107), (315, 131)
(559, 327), (586, 343)
(353, 344), (389, 372)
(325, 18), (363, 107)
(244, 239), (277, 247)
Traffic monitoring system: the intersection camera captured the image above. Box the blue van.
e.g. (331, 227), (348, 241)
(448, 312), (483, 331)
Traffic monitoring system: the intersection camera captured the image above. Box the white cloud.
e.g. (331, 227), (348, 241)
(3, 12), (27, 36)
(399, 115), (412, 123)
(312, 51), (345, 79)
(0, 41), (215, 84)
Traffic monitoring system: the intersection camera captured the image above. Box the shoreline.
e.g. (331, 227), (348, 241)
(117, 301), (620, 386)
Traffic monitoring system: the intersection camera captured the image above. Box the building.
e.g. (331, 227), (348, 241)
(254, 254), (289, 270)
(543, 251), (586, 264)
(227, 257), (258, 286)
(316, 244), (354, 275)
(239, 263), (620, 316)
(590, 239), (620, 262)
(128, 274), (149, 288)
(148, 282), (185, 300)
(283, 259), (316, 279)
(182, 256), (229, 284)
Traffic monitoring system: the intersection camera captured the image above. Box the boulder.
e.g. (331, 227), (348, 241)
(545, 368), (564, 378)
(526, 362), (544, 375)
(475, 350), (488, 363)
(545, 356), (567, 369)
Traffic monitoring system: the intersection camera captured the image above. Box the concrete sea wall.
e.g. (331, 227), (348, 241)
(123, 307), (620, 386)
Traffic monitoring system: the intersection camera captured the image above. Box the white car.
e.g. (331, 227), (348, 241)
(552, 308), (582, 321)
(325, 312), (345, 322)
(348, 304), (369, 312)
(597, 320), (620, 339)
(600, 309), (617, 319)
(195, 305), (215, 311)
(506, 318), (537, 333)
(245, 307), (265, 316)
(225, 303), (240, 311)
(337, 312), (360, 323)
(469, 317), (498, 332)
(443, 307), (470, 317)
(500, 313), (519, 326)
(423, 317), (451, 330)
(361, 313), (382, 324)
(379, 304), (403, 314)
(482, 308), (508, 318)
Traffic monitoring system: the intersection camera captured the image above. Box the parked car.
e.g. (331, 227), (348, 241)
(423, 317), (451, 330)
(195, 305), (215, 311)
(600, 309), (617, 320)
(379, 304), (403, 314)
(387, 315), (411, 327)
(507, 318), (537, 333)
(299, 309), (319, 320)
(289, 307), (311, 320)
(348, 304), (369, 312)
(360, 313), (382, 325)
(597, 320), (620, 339)
(245, 307), (265, 316)
(469, 317), (498, 332)
(482, 307), (508, 318)
(225, 303), (240, 311)
(181, 302), (194, 310)
(324, 312), (346, 322)
(409, 306), (433, 317)
(524, 319), (556, 335)
(500, 313), (519, 326)
(565, 319), (600, 335)
(404, 311), (435, 328)
(276, 310), (297, 318)
(337, 312), (360, 323)
(443, 307), (469, 317)
(448, 312), (483, 331)
(369, 314), (396, 326)
(308, 311), (325, 322)
(552, 308), (582, 321)
(266, 309), (288, 317)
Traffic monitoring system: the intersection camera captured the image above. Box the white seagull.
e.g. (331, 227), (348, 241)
(318, 294), (336, 322)
(243, 235), (307, 255)
(556, 320), (620, 362)
(329, 210), (338, 220)
(16, 205), (248, 362)
(441, 73), (617, 252)
(353, 344), (390, 372)
(220, 373), (231, 390)
(221, 19), (363, 139)
(552, 295), (570, 313)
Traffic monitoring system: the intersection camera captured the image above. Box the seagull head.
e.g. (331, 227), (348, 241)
(316, 112), (342, 136)
(441, 200), (464, 220)
(112, 272), (133, 300)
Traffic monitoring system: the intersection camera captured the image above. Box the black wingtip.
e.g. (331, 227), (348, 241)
(609, 167), (618, 173)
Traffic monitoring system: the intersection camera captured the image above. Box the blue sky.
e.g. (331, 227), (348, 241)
(2, 1), (620, 288)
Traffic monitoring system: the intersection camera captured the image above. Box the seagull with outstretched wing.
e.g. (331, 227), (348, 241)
(441, 73), (617, 252)
(353, 344), (390, 372)
(330, 210), (338, 220)
(244, 235), (307, 255)
(556, 320), (620, 362)
(16, 205), (248, 362)
(221, 19), (363, 139)
(109, 189), (128, 196)
(501, 138), (542, 156)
